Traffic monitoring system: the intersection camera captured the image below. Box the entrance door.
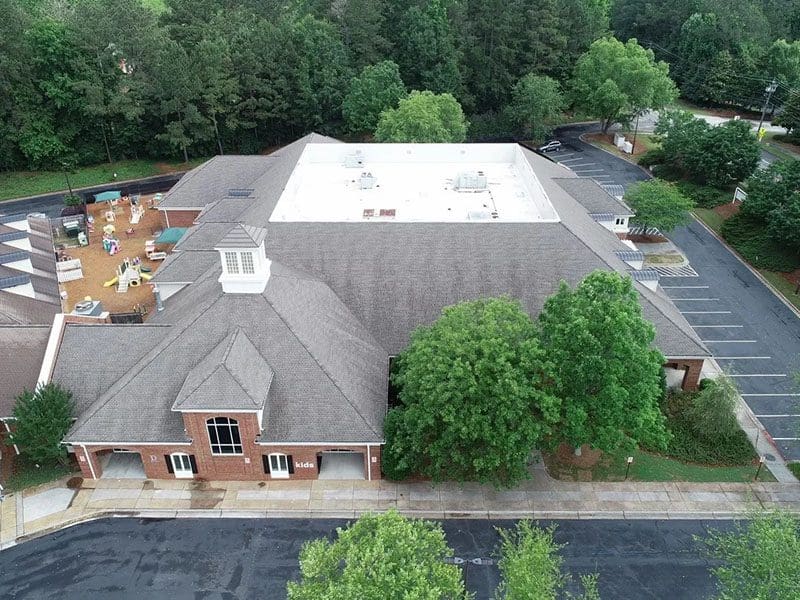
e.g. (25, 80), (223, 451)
(170, 453), (194, 479)
(268, 453), (290, 478)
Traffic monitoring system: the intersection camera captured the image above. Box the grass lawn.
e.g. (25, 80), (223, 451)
(758, 269), (800, 312)
(4, 461), (75, 492)
(544, 449), (775, 483)
(763, 133), (800, 162)
(789, 463), (800, 481)
(693, 208), (725, 235)
(141, 0), (167, 12)
(0, 157), (207, 202)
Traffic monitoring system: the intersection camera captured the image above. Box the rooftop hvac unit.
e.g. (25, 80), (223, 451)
(344, 151), (365, 168)
(359, 172), (376, 189)
(454, 170), (487, 191)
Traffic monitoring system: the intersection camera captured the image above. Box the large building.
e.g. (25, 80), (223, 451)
(47, 135), (709, 482)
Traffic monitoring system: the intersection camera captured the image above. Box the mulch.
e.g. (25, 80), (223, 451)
(712, 202), (740, 220)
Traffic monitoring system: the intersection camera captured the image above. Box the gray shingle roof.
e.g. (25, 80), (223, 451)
(214, 224), (267, 249)
(64, 261), (387, 444)
(172, 328), (273, 411)
(554, 178), (634, 216)
(0, 291), (59, 324)
(0, 325), (50, 418)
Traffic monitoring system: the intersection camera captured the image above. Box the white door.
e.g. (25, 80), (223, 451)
(171, 453), (194, 479)
(269, 453), (289, 478)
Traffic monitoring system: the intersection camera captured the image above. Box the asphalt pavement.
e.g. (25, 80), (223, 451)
(0, 517), (729, 599)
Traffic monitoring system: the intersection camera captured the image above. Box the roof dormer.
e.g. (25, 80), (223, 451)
(214, 224), (270, 294)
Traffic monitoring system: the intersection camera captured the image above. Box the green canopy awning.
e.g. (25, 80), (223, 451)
(95, 190), (122, 202)
(155, 227), (187, 244)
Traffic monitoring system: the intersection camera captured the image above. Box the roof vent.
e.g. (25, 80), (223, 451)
(227, 188), (254, 198)
(359, 172), (376, 190)
(344, 151), (364, 168)
(454, 171), (487, 191)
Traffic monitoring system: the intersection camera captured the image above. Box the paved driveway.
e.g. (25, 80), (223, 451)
(0, 517), (728, 599)
(552, 124), (800, 460)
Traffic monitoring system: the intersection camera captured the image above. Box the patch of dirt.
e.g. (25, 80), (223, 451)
(66, 476), (83, 489)
(780, 269), (800, 288)
(59, 196), (170, 318)
(644, 253), (685, 265)
(713, 202), (740, 220)
(152, 162), (190, 174)
(555, 443), (603, 469)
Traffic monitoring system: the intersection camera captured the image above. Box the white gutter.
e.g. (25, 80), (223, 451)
(37, 313), (67, 386)
(80, 443), (97, 479)
(257, 441), (385, 446)
(68, 440), (192, 446)
(366, 444), (372, 481)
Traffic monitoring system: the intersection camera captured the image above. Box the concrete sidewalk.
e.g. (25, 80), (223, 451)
(3, 465), (800, 550)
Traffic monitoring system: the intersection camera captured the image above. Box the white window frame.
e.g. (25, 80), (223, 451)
(224, 251), (240, 274)
(615, 217), (625, 226)
(240, 251), (255, 274)
(206, 417), (243, 456)
(268, 453), (290, 478)
(170, 452), (194, 479)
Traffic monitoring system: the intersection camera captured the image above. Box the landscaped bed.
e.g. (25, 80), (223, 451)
(4, 459), (76, 493)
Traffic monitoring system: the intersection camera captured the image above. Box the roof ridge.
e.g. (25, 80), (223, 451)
(221, 328), (267, 408)
(263, 288), (382, 439)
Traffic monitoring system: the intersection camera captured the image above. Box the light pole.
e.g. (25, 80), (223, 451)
(757, 80), (778, 140)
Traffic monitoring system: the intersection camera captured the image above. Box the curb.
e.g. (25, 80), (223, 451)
(577, 133), (654, 178)
(690, 214), (800, 321)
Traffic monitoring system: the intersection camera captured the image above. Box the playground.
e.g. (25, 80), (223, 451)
(59, 194), (171, 316)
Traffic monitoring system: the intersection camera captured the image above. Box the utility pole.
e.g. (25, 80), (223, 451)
(61, 162), (74, 197)
(757, 79), (778, 140)
(631, 112), (641, 155)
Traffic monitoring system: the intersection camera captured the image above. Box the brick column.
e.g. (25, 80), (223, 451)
(74, 446), (103, 479)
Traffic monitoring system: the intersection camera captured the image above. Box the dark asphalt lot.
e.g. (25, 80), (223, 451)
(0, 517), (728, 599)
(0, 174), (183, 220)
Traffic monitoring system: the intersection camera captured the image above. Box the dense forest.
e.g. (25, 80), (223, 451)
(0, 0), (798, 171)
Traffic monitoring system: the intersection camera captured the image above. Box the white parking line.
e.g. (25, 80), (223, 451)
(773, 438), (800, 441)
(756, 414), (800, 418)
(673, 298), (719, 301)
(728, 374), (787, 377)
(565, 162), (597, 168)
(702, 340), (758, 343)
(714, 356), (772, 360)
(691, 324), (743, 328)
(558, 157), (583, 163)
(662, 286), (710, 289)
(572, 169), (605, 173)
(742, 393), (800, 397)
(680, 311), (731, 314)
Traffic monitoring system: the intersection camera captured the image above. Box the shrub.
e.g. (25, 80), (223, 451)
(721, 214), (800, 272)
(637, 147), (666, 168)
(673, 180), (730, 209)
(10, 383), (75, 466)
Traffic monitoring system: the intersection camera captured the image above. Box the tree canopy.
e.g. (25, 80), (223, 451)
(698, 512), (800, 600)
(374, 90), (468, 143)
(342, 61), (406, 135)
(11, 383), (75, 465)
(382, 297), (560, 487)
(570, 37), (677, 133)
(624, 179), (694, 233)
(537, 271), (670, 455)
(505, 74), (566, 142)
(740, 160), (800, 250)
(286, 510), (470, 600)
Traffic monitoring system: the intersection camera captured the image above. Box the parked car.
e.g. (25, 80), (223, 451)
(538, 140), (562, 153)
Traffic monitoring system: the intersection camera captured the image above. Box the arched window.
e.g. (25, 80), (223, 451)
(206, 417), (243, 455)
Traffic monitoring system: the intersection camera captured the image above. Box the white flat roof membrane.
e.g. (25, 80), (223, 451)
(270, 143), (561, 223)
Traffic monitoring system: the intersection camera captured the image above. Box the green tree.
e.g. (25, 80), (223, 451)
(698, 512), (800, 600)
(623, 179), (694, 233)
(691, 120), (760, 187)
(338, 0), (391, 69)
(775, 90), (800, 135)
(10, 383), (75, 466)
(685, 375), (742, 443)
(570, 37), (677, 133)
(675, 13), (727, 103)
(741, 161), (800, 248)
(374, 90), (468, 143)
(342, 61), (406, 135)
(383, 298), (560, 487)
(495, 521), (600, 600)
(286, 510), (471, 600)
(538, 271), (670, 455)
(505, 74), (565, 141)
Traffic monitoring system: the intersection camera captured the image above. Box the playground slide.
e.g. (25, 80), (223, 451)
(140, 272), (152, 281)
(103, 276), (119, 287)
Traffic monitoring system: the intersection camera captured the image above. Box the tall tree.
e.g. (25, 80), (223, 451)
(338, 0), (391, 69)
(538, 271), (670, 455)
(383, 298), (560, 487)
(11, 383), (75, 466)
(504, 73), (565, 141)
(623, 179), (694, 233)
(342, 61), (406, 135)
(394, 0), (464, 99)
(195, 36), (239, 155)
(374, 90), (468, 143)
(557, 0), (611, 74)
(570, 37), (677, 133)
(740, 160), (800, 249)
(286, 511), (470, 600)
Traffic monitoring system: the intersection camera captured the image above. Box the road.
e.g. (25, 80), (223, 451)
(554, 123), (800, 461)
(0, 173), (184, 220)
(0, 517), (728, 599)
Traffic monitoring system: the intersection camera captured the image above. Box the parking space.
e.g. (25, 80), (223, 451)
(546, 147), (618, 185)
(660, 276), (800, 460)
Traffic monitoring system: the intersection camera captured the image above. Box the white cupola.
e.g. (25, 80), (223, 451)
(214, 224), (271, 294)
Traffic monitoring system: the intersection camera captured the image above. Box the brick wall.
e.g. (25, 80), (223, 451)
(74, 411), (382, 481)
(160, 209), (201, 228)
(664, 358), (705, 391)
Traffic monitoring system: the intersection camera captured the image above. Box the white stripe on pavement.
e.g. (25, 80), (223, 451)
(662, 286), (710, 289)
(680, 311), (731, 314)
(742, 393), (800, 396)
(672, 298), (719, 301)
(773, 438), (800, 441)
(702, 340), (758, 343)
(728, 374), (787, 377)
(572, 169), (605, 173)
(756, 415), (800, 418)
(691, 325), (743, 328)
(558, 157), (583, 163)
